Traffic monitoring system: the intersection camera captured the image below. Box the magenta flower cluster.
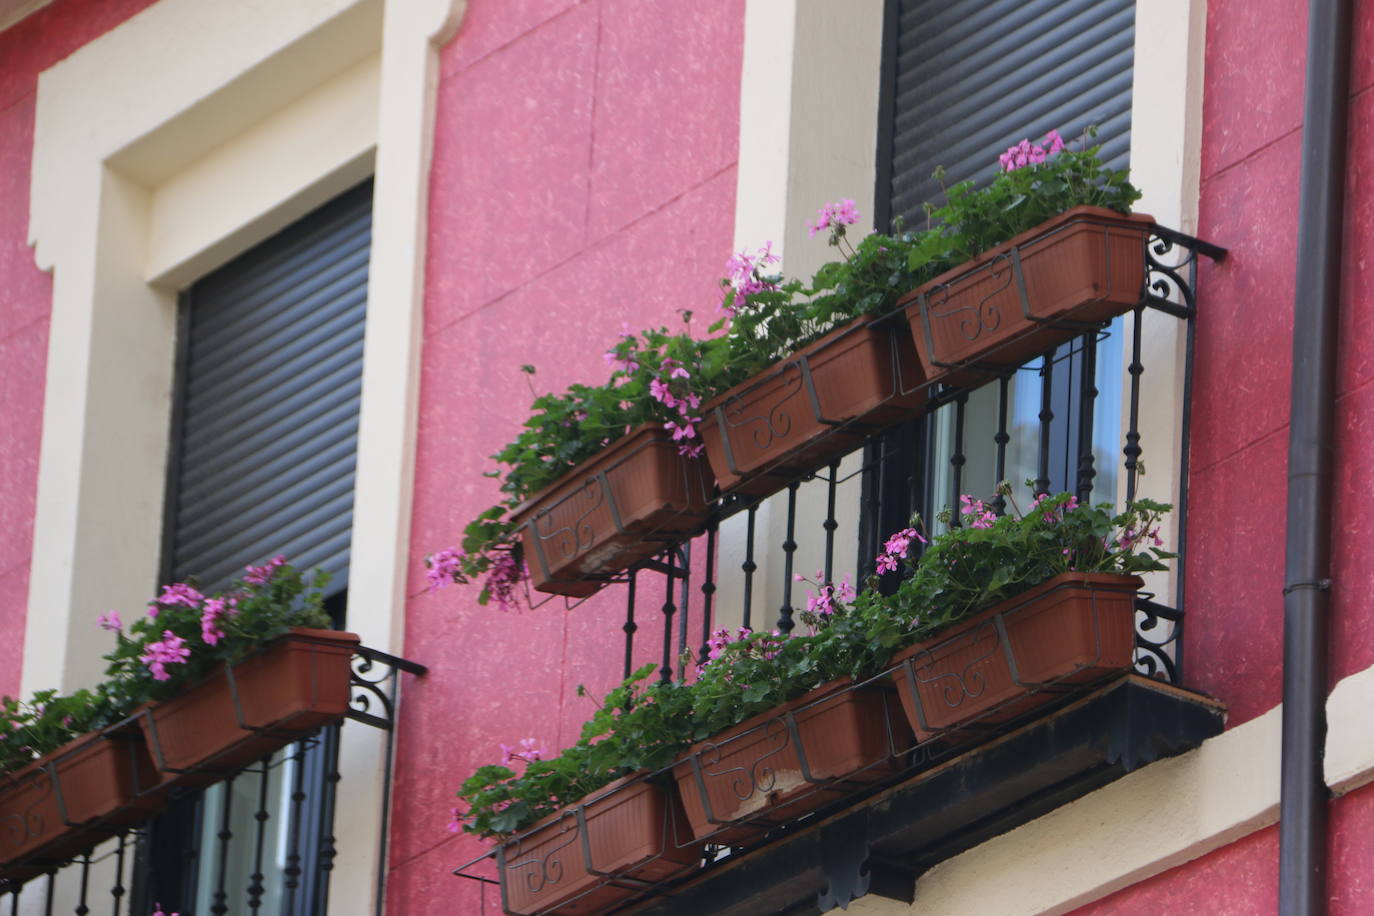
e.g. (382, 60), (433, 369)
(875, 526), (926, 575)
(807, 198), (860, 239)
(1032, 491), (1078, 523)
(243, 554), (286, 585)
(425, 547), (466, 591)
(718, 242), (779, 317)
(199, 596), (236, 646)
(149, 583), (203, 616)
(484, 551), (523, 612)
(121, 555), (288, 681)
(649, 357), (705, 457)
(998, 129), (1066, 172)
(423, 544), (525, 611)
(697, 626), (788, 677)
(959, 494), (997, 529)
(805, 576), (855, 618)
(500, 737), (548, 765)
(140, 631), (190, 682)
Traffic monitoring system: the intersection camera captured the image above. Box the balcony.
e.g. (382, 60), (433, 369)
(454, 222), (1227, 914)
(0, 646), (424, 915)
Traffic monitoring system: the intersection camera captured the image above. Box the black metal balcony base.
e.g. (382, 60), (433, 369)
(628, 675), (1225, 916)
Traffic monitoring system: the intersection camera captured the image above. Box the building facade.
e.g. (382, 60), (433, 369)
(0, 0), (1372, 912)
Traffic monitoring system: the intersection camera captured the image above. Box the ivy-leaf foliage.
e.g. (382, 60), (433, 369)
(435, 130), (1141, 604)
(452, 491), (1174, 840)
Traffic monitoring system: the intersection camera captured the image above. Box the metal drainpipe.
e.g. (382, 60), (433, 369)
(1280, 0), (1354, 912)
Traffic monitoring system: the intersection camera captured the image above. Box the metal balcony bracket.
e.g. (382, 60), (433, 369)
(1143, 225), (1228, 319)
(630, 677), (1223, 916)
(344, 646), (427, 731)
(816, 810), (917, 912)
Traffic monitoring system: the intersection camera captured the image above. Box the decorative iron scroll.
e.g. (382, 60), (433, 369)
(346, 646), (427, 731)
(1134, 597), (1183, 684)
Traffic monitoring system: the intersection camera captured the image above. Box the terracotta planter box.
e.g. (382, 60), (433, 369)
(139, 628), (360, 776)
(890, 572), (1142, 743)
(900, 206), (1155, 388)
(0, 724), (163, 876)
(700, 319), (926, 498)
(670, 681), (909, 846)
(514, 425), (712, 598)
(498, 777), (700, 915)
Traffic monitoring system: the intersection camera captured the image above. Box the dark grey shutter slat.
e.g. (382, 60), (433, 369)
(167, 180), (372, 596)
(884, 0), (1134, 228)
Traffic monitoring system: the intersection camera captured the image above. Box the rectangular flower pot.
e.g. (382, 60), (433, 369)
(514, 425), (713, 598)
(498, 777), (700, 915)
(670, 681), (909, 846)
(0, 724), (163, 877)
(890, 572), (1142, 743)
(139, 628), (360, 776)
(700, 318), (927, 498)
(900, 206), (1155, 388)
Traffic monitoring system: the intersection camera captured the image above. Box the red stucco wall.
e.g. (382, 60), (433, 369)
(389, 0), (744, 905)
(1070, 782), (1374, 915)
(1185, 0), (1374, 726)
(1071, 0), (1374, 911)
(0, 0), (156, 702)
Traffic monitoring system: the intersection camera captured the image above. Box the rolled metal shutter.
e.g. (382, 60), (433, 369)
(881, 0), (1134, 228)
(165, 180), (372, 595)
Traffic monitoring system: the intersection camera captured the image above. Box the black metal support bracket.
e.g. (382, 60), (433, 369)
(1143, 225), (1227, 318)
(627, 677), (1223, 916)
(345, 646), (427, 731)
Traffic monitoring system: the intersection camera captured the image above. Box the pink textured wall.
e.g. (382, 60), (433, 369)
(0, 0), (157, 702)
(391, 0), (744, 905)
(1069, 782), (1374, 915)
(1184, 0), (1374, 726)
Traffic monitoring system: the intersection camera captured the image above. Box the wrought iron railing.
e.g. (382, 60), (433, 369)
(515, 224), (1223, 689)
(0, 646), (424, 915)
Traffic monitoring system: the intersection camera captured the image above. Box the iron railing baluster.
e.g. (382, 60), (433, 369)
(778, 482), (800, 634)
(111, 833), (127, 916)
(316, 726), (342, 913)
(699, 521), (717, 666)
(211, 776), (236, 916)
(1125, 306), (1145, 503)
(823, 460), (840, 586)
(1036, 351), (1055, 496)
(780, 483), (802, 634)
(1076, 331), (1099, 503)
(676, 545), (691, 679)
(742, 505), (757, 631)
(950, 395), (967, 520)
(623, 571), (638, 681)
(992, 375), (1010, 515)
(75, 852), (91, 916)
(284, 744), (308, 912)
(247, 756), (272, 914)
(660, 551), (677, 684)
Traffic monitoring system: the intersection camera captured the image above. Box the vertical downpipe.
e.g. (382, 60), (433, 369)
(1280, 1), (1353, 912)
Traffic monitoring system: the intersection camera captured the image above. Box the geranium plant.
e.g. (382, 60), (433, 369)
(845, 487), (1173, 670)
(0, 557), (330, 776)
(451, 487), (1171, 840)
(0, 689), (108, 774)
(428, 128), (1141, 607)
(98, 558), (331, 712)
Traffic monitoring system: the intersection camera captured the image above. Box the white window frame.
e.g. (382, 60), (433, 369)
(22, 0), (464, 908)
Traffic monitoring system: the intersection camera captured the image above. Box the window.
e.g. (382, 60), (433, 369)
(136, 180), (373, 912)
(868, 0), (1137, 548)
